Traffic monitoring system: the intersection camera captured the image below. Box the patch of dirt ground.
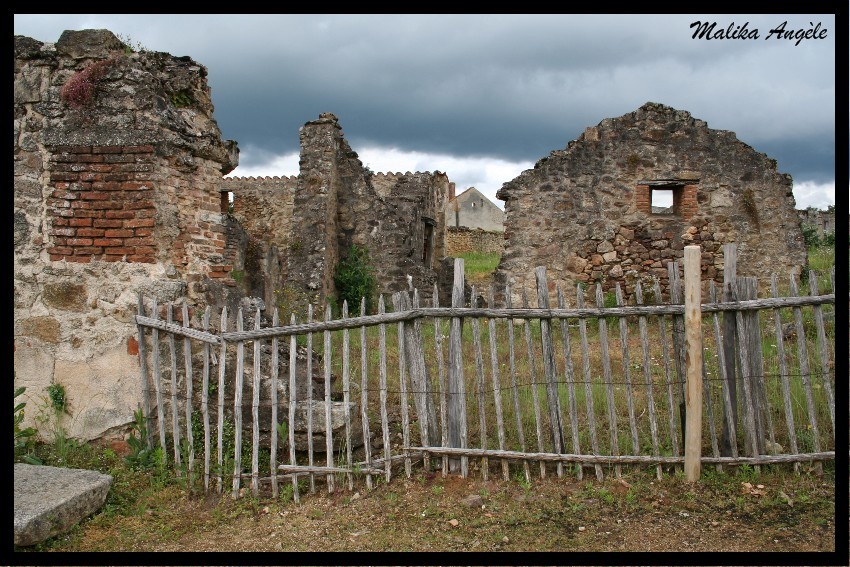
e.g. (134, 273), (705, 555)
(27, 463), (839, 554)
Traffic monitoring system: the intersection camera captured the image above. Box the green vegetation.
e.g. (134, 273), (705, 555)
(454, 251), (501, 288)
(334, 244), (377, 314)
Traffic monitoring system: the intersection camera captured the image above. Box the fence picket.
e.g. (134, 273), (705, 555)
(534, 267), (565, 478)
(595, 283), (620, 478)
(391, 293), (412, 479)
(615, 284), (640, 457)
(470, 285), (489, 480)
(522, 287), (546, 479)
(216, 306), (228, 493)
(506, 285), (531, 483)
(576, 285), (603, 481)
(232, 307), (244, 497)
(733, 284), (761, 463)
(167, 305), (182, 470)
(653, 279), (679, 469)
(432, 284), (449, 478)
(201, 306), (211, 494)
(635, 281), (662, 480)
(324, 303), (335, 493)
(360, 298), (374, 490)
(789, 275), (822, 473)
(307, 304), (315, 493)
(808, 271), (835, 433)
(288, 313), (300, 503)
(182, 302), (195, 489)
(770, 275), (798, 472)
(342, 301), (353, 491)
(378, 296), (392, 483)
(488, 286), (510, 481)
(448, 261), (468, 477)
(136, 294), (153, 449)
(251, 307), (261, 496)
(720, 244), (739, 458)
(270, 307), (280, 497)
(556, 285), (583, 480)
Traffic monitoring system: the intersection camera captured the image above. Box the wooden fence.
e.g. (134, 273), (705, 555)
(134, 244), (838, 499)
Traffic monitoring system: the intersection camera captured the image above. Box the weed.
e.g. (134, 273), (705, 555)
(170, 90), (193, 108)
(14, 386), (41, 464)
(334, 244), (377, 315)
(60, 58), (117, 109)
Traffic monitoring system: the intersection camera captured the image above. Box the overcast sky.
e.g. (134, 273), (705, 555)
(14, 13), (837, 210)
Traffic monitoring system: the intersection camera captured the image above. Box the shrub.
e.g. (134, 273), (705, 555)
(334, 244), (377, 314)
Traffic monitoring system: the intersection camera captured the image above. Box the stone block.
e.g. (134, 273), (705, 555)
(14, 464), (112, 546)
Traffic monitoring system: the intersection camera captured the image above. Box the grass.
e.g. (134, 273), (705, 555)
(454, 251), (501, 288)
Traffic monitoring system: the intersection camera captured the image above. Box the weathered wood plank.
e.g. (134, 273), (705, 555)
(216, 306), (228, 493)
(391, 293), (412, 479)
(251, 307), (262, 496)
(790, 274), (822, 472)
(668, 262), (687, 444)
(342, 301), (354, 491)
(720, 243), (739, 457)
(378, 296), (392, 483)
(470, 285), (489, 480)
(182, 302), (195, 490)
(433, 284), (449, 478)
(506, 286), (531, 483)
(232, 307), (245, 497)
(288, 313), (300, 503)
(653, 280), (679, 466)
(770, 275), (798, 471)
(488, 286), (510, 481)
(534, 267), (565, 478)
(167, 305), (182, 470)
(270, 308), (280, 497)
(448, 260), (468, 476)
(307, 304), (315, 494)
(412, 289), (432, 472)
(683, 246), (703, 482)
(405, 446), (836, 465)
(709, 282), (737, 462)
(134, 315), (220, 344)
(556, 285), (583, 480)
(808, 271), (835, 433)
(136, 294), (153, 449)
(522, 287), (546, 479)
(733, 283), (761, 462)
(360, 298), (374, 490)
(595, 283), (620, 478)
(324, 303), (335, 493)
(615, 284), (640, 457)
(576, 285), (603, 481)
(635, 281), (662, 480)
(201, 306), (211, 494)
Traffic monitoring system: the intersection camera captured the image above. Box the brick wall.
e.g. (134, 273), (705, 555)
(46, 145), (156, 263)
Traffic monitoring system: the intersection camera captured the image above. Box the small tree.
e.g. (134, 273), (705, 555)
(334, 244), (377, 314)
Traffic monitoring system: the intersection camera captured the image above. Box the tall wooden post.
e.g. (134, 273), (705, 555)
(684, 245), (703, 482)
(447, 258), (468, 474)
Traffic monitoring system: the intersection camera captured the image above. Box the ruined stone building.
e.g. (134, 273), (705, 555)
(446, 186), (505, 232)
(221, 113), (450, 314)
(494, 102), (807, 305)
(14, 30), (451, 440)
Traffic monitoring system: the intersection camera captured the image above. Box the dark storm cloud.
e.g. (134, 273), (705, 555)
(14, 13), (836, 205)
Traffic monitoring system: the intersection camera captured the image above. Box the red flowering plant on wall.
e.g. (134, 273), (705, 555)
(59, 58), (117, 109)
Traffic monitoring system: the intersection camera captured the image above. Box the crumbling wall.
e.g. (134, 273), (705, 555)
(284, 113), (449, 312)
(495, 102), (807, 305)
(14, 29), (239, 440)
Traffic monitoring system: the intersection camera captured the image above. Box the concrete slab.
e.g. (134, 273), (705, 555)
(14, 463), (112, 547)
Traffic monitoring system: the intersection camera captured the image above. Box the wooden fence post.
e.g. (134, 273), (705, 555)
(684, 245), (703, 482)
(720, 243), (739, 456)
(448, 258), (468, 475)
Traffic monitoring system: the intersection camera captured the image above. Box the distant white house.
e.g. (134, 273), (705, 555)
(445, 186), (505, 232)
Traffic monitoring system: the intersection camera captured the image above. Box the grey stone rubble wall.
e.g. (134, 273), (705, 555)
(494, 101), (807, 306)
(797, 208), (838, 238)
(446, 226), (505, 255)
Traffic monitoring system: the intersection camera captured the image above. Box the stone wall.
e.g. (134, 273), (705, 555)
(283, 113), (449, 311)
(446, 227), (505, 255)
(14, 30), (239, 440)
(797, 208), (838, 238)
(494, 102), (807, 306)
